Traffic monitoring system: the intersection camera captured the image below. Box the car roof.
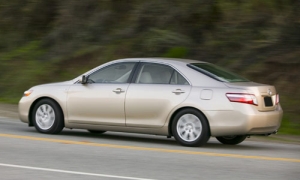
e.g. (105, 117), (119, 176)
(117, 58), (206, 65)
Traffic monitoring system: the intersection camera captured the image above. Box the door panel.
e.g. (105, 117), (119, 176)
(125, 84), (191, 127)
(67, 84), (129, 125)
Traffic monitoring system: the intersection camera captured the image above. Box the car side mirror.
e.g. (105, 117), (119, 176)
(80, 75), (88, 84)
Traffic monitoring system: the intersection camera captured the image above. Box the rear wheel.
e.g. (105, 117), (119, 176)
(88, 130), (106, 134)
(216, 135), (247, 145)
(32, 99), (64, 134)
(172, 109), (210, 147)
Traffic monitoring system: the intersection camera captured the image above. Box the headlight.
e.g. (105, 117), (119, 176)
(23, 90), (33, 97)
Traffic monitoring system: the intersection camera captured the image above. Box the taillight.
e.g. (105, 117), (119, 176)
(276, 94), (279, 105)
(226, 93), (258, 106)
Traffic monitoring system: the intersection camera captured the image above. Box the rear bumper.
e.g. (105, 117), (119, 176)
(205, 104), (283, 137)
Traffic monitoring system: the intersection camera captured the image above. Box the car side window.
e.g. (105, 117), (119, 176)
(88, 62), (135, 83)
(135, 63), (189, 85)
(170, 71), (189, 85)
(136, 63), (173, 84)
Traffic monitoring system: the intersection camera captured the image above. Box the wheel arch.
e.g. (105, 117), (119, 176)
(28, 97), (65, 127)
(168, 107), (211, 136)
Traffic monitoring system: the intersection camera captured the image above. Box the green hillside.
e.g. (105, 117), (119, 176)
(0, 0), (299, 134)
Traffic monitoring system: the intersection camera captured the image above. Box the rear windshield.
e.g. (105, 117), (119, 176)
(188, 63), (249, 82)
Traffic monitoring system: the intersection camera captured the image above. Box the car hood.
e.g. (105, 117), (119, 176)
(32, 81), (74, 89)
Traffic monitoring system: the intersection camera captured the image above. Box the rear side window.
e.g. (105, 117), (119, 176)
(136, 63), (173, 84)
(136, 63), (189, 85)
(188, 63), (249, 82)
(170, 71), (189, 85)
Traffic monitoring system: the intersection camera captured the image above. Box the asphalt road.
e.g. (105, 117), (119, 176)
(0, 117), (299, 180)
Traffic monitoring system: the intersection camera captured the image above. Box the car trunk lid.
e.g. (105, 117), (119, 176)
(224, 82), (278, 112)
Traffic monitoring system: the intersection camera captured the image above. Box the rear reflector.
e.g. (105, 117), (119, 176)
(226, 93), (258, 106)
(276, 94), (279, 105)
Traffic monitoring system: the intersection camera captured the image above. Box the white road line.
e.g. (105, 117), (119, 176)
(0, 163), (157, 180)
(0, 119), (20, 123)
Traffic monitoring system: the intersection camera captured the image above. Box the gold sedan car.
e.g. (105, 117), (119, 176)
(19, 58), (283, 146)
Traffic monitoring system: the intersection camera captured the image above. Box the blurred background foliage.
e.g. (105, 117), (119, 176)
(0, 0), (299, 134)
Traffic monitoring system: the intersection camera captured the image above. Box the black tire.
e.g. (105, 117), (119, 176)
(88, 130), (106, 134)
(32, 99), (64, 134)
(216, 135), (247, 145)
(172, 109), (210, 147)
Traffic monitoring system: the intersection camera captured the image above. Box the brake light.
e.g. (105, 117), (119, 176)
(226, 93), (258, 106)
(276, 94), (279, 105)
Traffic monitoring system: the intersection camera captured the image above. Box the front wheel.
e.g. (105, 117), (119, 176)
(32, 99), (64, 134)
(172, 109), (210, 147)
(216, 135), (247, 145)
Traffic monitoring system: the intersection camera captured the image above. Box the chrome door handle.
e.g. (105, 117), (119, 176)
(172, 89), (185, 94)
(113, 88), (125, 93)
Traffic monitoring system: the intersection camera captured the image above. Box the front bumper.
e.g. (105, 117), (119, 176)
(18, 97), (32, 124)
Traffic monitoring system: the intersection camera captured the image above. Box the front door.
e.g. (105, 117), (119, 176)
(67, 62), (136, 126)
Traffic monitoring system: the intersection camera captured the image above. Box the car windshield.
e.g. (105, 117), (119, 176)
(188, 63), (249, 82)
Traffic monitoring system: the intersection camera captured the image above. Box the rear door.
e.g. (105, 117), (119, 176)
(125, 62), (191, 128)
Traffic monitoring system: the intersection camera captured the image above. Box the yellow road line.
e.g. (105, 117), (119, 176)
(1, 133), (299, 163)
